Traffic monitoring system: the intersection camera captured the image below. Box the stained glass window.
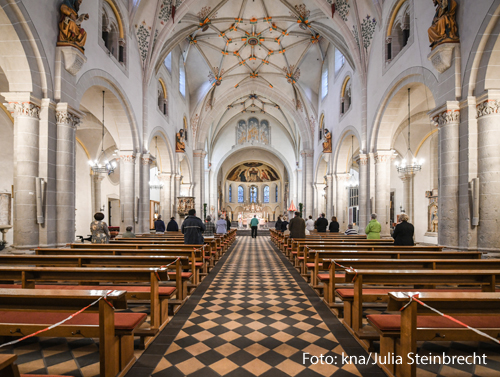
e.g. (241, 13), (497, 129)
(238, 186), (243, 203)
(229, 185), (232, 203)
(250, 186), (257, 203)
(264, 186), (269, 203)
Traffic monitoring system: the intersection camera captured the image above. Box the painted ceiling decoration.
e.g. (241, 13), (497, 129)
(226, 162), (280, 183)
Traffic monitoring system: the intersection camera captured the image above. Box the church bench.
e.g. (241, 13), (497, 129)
(0, 265), (182, 344)
(367, 292), (500, 377)
(0, 288), (142, 377)
(278, 233), (369, 252)
(341, 269), (500, 337)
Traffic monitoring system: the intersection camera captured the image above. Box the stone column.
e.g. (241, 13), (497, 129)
(159, 173), (172, 219)
(174, 174), (182, 222)
(119, 152), (136, 232)
(55, 104), (80, 245)
(401, 174), (413, 223)
(336, 173), (349, 227)
(374, 151), (393, 236)
(301, 150), (314, 217)
(476, 93), (500, 250)
(193, 149), (206, 217)
(356, 154), (369, 232)
(4, 96), (41, 248)
(325, 174), (333, 220)
(93, 173), (105, 214)
(139, 154), (153, 234)
(431, 103), (460, 248)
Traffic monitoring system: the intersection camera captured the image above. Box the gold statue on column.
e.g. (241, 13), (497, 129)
(428, 0), (459, 50)
(57, 0), (89, 52)
(322, 129), (332, 153)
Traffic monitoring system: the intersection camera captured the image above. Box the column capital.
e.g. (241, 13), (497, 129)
(119, 151), (136, 164)
(141, 153), (155, 166)
(355, 153), (369, 166)
(430, 101), (460, 127)
(193, 149), (207, 158)
(2, 92), (42, 119)
(55, 103), (83, 128)
(476, 90), (500, 119)
(336, 172), (350, 181)
(300, 149), (314, 158)
(159, 172), (172, 179)
(93, 173), (105, 182)
(374, 150), (395, 164)
(175, 174), (183, 181)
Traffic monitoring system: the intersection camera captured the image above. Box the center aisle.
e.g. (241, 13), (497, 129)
(129, 236), (384, 377)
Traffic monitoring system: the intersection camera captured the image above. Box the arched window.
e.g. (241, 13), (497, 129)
(183, 117), (188, 142)
(275, 185), (279, 202)
(158, 79), (168, 116)
(319, 114), (325, 141)
(164, 52), (172, 72)
(101, 1), (125, 63)
(321, 60), (328, 100)
(238, 186), (244, 203)
(341, 77), (352, 115)
(334, 48), (345, 76)
(386, 1), (411, 62)
(229, 185), (232, 203)
(264, 186), (270, 203)
(250, 186), (257, 203)
(179, 55), (186, 97)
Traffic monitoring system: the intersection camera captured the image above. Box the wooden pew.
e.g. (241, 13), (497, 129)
(341, 269), (500, 337)
(368, 292), (500, 377)
(0, 265), (181, 346)
(0, 288), (139, 377)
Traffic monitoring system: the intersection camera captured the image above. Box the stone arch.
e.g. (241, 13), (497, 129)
(333, 126), (361, 174)
(197, 81), (312, 149)
(369, 67), (438, 152)
(147, 128), (174, 174)
(76, 69), (140, 152)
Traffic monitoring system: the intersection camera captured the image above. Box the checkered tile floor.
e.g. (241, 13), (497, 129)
(129, 236), (382, 377)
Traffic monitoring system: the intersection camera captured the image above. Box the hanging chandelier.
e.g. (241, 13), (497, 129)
(149, 137), (164, 190)
(346, 135), (359, 188)
(88, 91), (117, 175)
(395, 88), (423, 176)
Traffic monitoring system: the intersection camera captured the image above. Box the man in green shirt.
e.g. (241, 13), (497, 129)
(122, 226), (136, 238)
(250, 215), (259, 238)
(365, 213), (382, 239)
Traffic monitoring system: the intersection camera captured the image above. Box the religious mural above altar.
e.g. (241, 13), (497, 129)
(226, 162), (280, 183)
(236, 118), (270, 145)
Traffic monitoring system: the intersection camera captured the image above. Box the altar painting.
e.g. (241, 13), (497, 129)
(227, 162), (279, 183)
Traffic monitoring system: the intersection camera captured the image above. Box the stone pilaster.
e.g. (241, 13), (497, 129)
(431, 102), (460, 248)
(374, 151), (393, 236)
(174, 174), (182, 222)
(335, 173), (349, 227)
(193, 149), (206, 217)
(139, 154), (153, 233)
(119, 152), (136, 232)
(301, 150), (314, 217)
(55, 103), (81, 245)
(92, 173), (105, 214)
(159, 172), (172, 219)
(4, 95), (41, 248)
(355, 154), (369, 232)
(476, 92), (500, 250)
(325, 174), (333, 220)
(400, 174), (413, 223)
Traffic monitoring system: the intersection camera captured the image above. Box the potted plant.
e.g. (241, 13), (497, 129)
(299, 203), (303, 218)
(0, 240), (6, 251)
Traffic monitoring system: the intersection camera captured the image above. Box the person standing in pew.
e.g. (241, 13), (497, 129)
(345, 223), (358, 235)
(289, 212), (306, 238)
(90, 212), (110, 243)
(365, 213), (382, 239)
(226, 215), (231, 231)
(329, 216), (340, 233)
(203, 216), (216, 237)
(315, 213), (328, 232)
(275, 216), (283, 232)
(281, 216), (289, 232)
(154, 215), (166, 234)
(306, 215), (315, 232)
(182, 209), (205, 244)
(122, 226), (136, 238)
(167, 217), (179, 231)
(392, 213), (414, 246)
(216, 215), (227, 234)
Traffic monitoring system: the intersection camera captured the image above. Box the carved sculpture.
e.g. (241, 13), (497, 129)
(428, 0), (459, 50)
(176, 129), (186, 152)
(57, 0), (89, 52)
(322, 129), (332, 153)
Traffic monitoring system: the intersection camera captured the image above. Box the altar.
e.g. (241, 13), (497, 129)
(237, 203), (268, 229)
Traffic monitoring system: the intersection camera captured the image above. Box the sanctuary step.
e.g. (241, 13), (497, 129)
(236, 229), (270, 237)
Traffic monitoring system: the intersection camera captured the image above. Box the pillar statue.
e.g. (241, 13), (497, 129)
(57, 0), (89, 52)
(428, 0), (459, 50)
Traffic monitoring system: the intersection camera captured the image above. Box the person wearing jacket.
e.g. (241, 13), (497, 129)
(275, 216), (283, 231)
(289, 212), (306, 238)
(182, 209), (205, 244)
(392, 213), (414, 246)
(329, 216), (340, 233)
(154, 215), (166, 234)
(166, 217), (179, 231)
(365, 213), (382, 239)
(315, 213), (328, 232)
(306, 216), (315, 232)
(281, 217), (289, 232)
(216, 215), (228, 234)
(250, 215), (259, 238)
(203, 216), (216, 237)
(226, 216), (231, 231)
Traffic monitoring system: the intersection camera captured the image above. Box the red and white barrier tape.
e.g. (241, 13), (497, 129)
(0, 290), (116, 349)
(331, 259), (358, 282)
(400, 293), (500, 345)
(154, 257), (180, 281)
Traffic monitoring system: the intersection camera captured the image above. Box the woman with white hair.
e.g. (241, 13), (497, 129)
(392, 213), (414, 246)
